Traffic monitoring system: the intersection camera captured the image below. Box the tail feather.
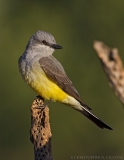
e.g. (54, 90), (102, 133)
(80, 107), (112, 130)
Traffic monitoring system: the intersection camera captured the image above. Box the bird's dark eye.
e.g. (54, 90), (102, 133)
(42, 40), (47, 45)
(42, 40), (50, 47)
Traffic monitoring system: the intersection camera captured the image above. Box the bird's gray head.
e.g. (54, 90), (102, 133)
(26, 30), (63, 57)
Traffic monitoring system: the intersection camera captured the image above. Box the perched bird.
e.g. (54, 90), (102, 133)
(18, 30), (112, 130)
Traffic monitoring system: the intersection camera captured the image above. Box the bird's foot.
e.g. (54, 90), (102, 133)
(35, 95), (44, 101)
(34, 104), (46, 110)
(34, 95), (46, 110)
(34, 96), (52, 110)
(46, 99), (53, 106)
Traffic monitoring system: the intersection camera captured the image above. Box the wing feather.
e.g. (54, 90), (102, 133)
(39, 55), (92, 110)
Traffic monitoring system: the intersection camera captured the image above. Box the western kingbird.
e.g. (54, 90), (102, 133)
(18, 30), (112, 130)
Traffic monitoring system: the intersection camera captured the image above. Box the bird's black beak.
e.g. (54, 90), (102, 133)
(51, 44), (63, 49)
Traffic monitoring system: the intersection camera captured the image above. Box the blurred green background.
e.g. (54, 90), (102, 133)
(0, 0), (124, 159)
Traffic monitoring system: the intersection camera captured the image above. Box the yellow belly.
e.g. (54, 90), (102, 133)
(26, 68), (67, 102)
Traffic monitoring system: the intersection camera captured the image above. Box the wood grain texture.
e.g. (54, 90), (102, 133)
(93, 41), (124, 106)
(30, 96), (53, 160)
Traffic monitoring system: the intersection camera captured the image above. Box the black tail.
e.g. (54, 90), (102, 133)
(80, 108), (112, 130)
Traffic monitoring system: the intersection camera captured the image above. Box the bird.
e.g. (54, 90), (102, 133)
(18, 30), (112, 130)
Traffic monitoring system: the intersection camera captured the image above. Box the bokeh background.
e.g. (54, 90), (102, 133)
(0, 0), (124, 159)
